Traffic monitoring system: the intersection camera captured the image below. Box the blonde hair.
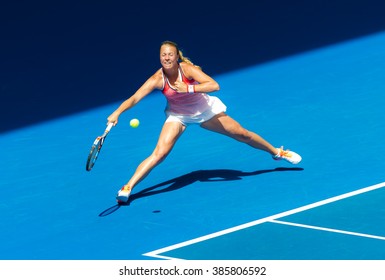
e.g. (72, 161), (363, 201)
(160, 40), (201, 69)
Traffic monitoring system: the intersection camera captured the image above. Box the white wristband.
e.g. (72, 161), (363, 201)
(188, 84), (195, 94)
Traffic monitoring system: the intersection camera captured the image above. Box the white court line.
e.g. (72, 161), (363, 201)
(270, 220), (385, 241)
(143, 181), (385, 260)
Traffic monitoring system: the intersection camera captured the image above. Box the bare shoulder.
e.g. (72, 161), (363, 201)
(180, 62), (216, 85)
(180, 62), (202, 79)
(146, 69), (164, 89)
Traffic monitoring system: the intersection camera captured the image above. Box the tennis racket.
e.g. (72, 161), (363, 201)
(86, 122), (114, 171)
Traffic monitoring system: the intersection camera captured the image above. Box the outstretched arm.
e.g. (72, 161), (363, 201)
(107, 71), (163, 125)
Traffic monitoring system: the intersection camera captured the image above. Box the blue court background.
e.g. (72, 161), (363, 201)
(1, 1), (385, 261)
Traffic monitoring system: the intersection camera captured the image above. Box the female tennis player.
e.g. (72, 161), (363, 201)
(107, 40), (302, 203)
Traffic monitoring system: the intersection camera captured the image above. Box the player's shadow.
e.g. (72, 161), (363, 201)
(98, 167), (303, 217)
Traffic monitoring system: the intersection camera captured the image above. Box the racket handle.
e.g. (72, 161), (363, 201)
(106, 122), (114, 132)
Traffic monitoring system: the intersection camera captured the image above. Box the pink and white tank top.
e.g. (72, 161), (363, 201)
(161, 66), (211, 115)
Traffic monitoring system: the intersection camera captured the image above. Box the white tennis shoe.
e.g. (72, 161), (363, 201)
(116, 186), (132, 204)
(273, 146), (302, 164)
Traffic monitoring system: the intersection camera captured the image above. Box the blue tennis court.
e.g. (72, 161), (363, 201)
(2, 2), (385, 278)
(1, 30), (385, 263)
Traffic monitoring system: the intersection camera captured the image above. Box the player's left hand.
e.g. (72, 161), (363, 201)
(174, 80), (188, 93)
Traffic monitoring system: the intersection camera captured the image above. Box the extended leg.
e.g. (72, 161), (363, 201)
(116, 121), (186, 203)
(201, 113), (278, 155)
(200, 113), (301, 163)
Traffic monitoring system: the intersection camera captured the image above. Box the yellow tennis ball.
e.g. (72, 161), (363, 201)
(130, 118), (140, 128)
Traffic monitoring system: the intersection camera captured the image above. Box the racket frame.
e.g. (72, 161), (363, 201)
(86, 123), (113, 171)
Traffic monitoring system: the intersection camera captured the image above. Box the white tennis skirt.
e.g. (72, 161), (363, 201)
(165, 96), (227, 126)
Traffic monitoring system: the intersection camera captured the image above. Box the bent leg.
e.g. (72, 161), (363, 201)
(124, 121), (186, 191)
(200, 113), (278, 155)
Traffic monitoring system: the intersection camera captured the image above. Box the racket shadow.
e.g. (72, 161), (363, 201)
(98, 167), (303, 217)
